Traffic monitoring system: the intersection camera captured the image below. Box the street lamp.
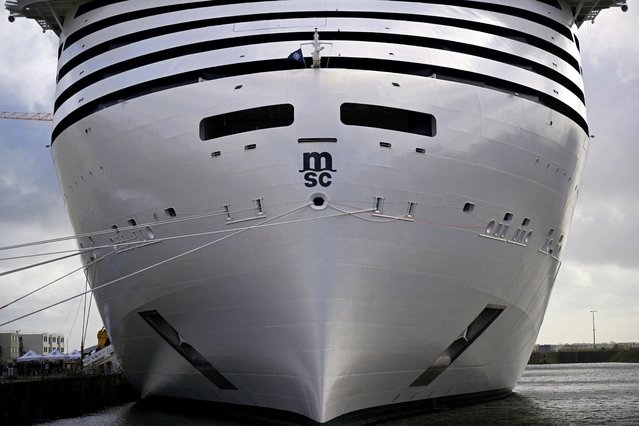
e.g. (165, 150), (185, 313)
(590, 310), (597, 349)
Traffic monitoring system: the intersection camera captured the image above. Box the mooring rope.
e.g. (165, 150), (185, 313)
(0, 252), (83, 277)
(0, 250), (115, 310)
(0, 205), (258, 252)
(0, 202), (314, 327)
(0, 201), (410, 327)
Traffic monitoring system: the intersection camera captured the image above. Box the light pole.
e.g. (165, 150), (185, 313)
(590, 310), (597, 349)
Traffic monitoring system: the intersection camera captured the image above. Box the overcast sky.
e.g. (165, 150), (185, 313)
(0, 6), (637, 352)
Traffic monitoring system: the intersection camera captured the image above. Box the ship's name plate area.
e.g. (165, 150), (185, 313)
(299, 152), (336, 188)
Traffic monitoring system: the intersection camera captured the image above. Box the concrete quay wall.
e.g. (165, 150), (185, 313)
(0, 373), (138, 424)
(529, 348), (639, 364)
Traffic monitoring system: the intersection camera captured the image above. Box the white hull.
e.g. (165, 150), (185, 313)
(55, 69), (574, 422)
(7, 0), (614, 422)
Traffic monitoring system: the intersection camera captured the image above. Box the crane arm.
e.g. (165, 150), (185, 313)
(0, 112), (53, 121)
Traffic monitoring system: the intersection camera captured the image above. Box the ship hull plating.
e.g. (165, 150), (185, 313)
(39, 0), (594, 421)
(53, 68), (582, 422)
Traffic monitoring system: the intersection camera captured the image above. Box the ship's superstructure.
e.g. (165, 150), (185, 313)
(5, 0), (627, 422)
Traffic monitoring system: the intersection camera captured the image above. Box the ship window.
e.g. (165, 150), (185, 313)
(165, 207), (176, 217)
(504, 212), (513, 222)
(463, 202), (475, 213)
(522, 217), (531, 227)
(199, 104), (294, 141)
(74, 0), (127, 18)
(341, 103), (436, 137)
(298, 138), (337, 143)
(128, 219), (137, 226)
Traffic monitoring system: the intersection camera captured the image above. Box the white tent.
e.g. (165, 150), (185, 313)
(16, 350), (42, 362)
(43, 348), (67, 361)
(66, 349), (81, 360)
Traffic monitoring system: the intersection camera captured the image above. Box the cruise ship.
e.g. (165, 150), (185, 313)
(6, 0), (628, 422)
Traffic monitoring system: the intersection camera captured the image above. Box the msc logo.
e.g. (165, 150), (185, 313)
(299, 152), (336, 188)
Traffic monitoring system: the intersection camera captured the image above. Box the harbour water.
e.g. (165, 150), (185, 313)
(39, 363), (639, 425)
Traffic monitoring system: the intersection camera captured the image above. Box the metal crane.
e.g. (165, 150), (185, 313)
(0, 112), (53, 121)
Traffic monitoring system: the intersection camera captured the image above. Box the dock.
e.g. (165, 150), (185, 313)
(0, 373), (138, 424)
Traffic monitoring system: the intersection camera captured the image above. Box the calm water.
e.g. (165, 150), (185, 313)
(40, 363), (639, 425)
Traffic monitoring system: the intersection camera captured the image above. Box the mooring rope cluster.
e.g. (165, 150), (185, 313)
(0, 197), (486, 328)
(0, 201), (377, 327)
(0, 203), (273, 253)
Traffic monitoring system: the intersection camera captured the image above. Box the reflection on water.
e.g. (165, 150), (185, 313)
(40, 363), (639, 425)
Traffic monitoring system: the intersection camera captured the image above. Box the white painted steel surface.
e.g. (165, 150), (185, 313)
(6, 0), (618, 422)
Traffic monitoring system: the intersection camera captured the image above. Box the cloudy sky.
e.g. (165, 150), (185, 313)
(0, 6), (637, 352)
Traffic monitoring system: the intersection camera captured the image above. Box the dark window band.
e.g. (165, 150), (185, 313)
(54, 31), (583, 113)
(51, 57), (588, 144)
(74, 0), (562, 20)
(341, 103), (437, 137)
(64, 1), (574, 55)
(199, 104), (294, 140)
(58, 10), (580, 85)
(75, 0), (129, 18)
(392, 1), (571, 40)
(67, 0), (282, 48)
